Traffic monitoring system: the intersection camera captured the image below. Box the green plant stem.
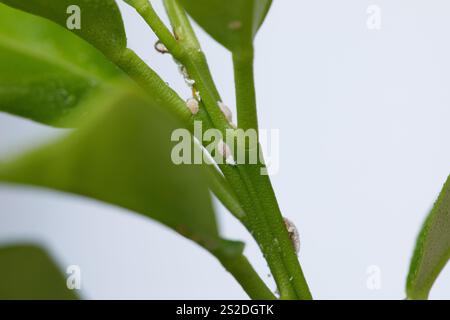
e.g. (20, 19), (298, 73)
(162, 0), (218, 99)
(196, 44), (311, 298)
(125, 0), (232, 134)
(117, 48), (191, 123)
(242, 164), (312, 299)
(214, 253), (276, 300)
(162, 0), (232, 134)
(123, 0), (181, 56)
(115, 42), (273, 298)
(203, 162), (246, 219)
(117, 48), (248, 223)
(126, 0), (312, 299)
(160, 0), (312, 299)
(118, 48), (251, 229)
(220, 165), (298, 299)
(233, 49), (258, 131)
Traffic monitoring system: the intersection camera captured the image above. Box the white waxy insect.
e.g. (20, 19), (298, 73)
(217, 101), (233, 122)
(154, 40), (169, 54)
(283, 217), (300, 254)
(217, 140), (236, 165)
(186, 98), (199, 115)
(184, 78), (196, 87)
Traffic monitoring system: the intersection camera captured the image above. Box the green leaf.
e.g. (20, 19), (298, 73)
(0, 4), (125, 127)
(0, 0), (127, 62)
(0, 244), (78, 299)
(178, 0), (272, 52)
(0, 85), (239, 254)
(406, 175), (450, 299)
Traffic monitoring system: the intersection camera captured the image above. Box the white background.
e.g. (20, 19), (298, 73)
(1, 0), (450, 299)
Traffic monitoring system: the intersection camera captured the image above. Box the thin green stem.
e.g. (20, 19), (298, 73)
(162, 0), (221, 101)
(214, 253), (276, 300)
(203, 162), (246, 219)
(162, 0), (231, 134)
(232, 44), (312, 299)
(116, 48), (191, 123)
(125, 0), (231, 135)
(162, 0), (201, 50)
(123, 0), (181, 55)
(233, 49), (258, 131)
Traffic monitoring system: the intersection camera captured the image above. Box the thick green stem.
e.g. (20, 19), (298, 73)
(242, 164), (312, 299)
(233, 49), (258, 131)
(221, 165), (298, 299)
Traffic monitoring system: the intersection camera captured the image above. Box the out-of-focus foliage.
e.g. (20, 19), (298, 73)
(0, 0), (127, 62)
(0, 85), (242, 256)
(0, 244), (78, 299)
(0, 4), (125, 127)
(179, 0), (272, 52)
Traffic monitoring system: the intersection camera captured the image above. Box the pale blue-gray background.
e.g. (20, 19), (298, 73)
(1, 0), (450, 299)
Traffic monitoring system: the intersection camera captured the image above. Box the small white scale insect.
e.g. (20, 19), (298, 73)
(217, 101), (237, 128)
(185, 98), (199, 115)
(283, 217), (300, 254)
(154, 40), (169, 54)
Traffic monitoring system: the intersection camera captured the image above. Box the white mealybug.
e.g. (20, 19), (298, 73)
(184, 78), (196, 87)
(217, 140), (236, 165)
(283, 217), (300, 254)
(186, 98), (199, 115)
(154, 40), (169, 54)
(217, 101), (233, 122)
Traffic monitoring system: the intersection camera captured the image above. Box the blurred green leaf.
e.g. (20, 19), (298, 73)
(0, 0), (127, 62)
(0, 244), (78, 299)
(406, 175), (450, 299)
(178, 0), (272, 52)
(0, 85), (239, 254)
(0, 4), (125, 127)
